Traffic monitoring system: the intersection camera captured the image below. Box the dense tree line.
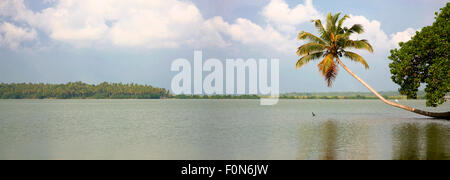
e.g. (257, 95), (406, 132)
(389, 3), (449, 107)
(0, 82), (170, 99)
(0, 82), (426, 100)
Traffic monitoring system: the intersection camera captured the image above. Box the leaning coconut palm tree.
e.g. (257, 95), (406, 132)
(296, 12), (450, 119)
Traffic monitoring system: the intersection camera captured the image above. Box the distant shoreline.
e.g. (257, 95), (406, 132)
(0, 82), (425, 100)
(0, 98), (426, 100)
(0, 95), (423, 100)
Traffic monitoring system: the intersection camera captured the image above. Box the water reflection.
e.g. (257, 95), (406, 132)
(392, 124), (421, 160)
(425, 124), (448, 160)
(296, 120), (341, 160)
(393, 123), (449, 160)
(321, 121), (338, 160)
(297, 119), (449, 160)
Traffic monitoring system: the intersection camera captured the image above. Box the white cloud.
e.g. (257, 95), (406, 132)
(0, 0), (418, 53)
(0, 22), (36, 49)
(345, 15), (416, 51)
(0, 0), (317, 52)
(36, 0), (210, 48)
(261, 0), (322, 33)
(0, 0), (25, 18)
(344, 15), (392, 50)
(391, 28), (416, 46)
(0, 0), (228, 48)
(206, 17), (296, 52)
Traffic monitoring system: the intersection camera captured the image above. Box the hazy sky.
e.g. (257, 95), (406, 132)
(0, 0), (447, 92)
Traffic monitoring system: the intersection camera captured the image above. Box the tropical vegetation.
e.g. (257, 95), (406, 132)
(0, 82), (169, 99)
(389, 3), (449, 107)
(295, 12), (449, 119)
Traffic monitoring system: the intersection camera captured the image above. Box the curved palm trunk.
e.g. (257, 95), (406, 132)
(336, 58), (450, 120)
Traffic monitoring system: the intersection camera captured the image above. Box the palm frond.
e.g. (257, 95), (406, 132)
(347, 24), (364, 34)
(318, 54), (337, 87)
(297, 43), (327, 56)
(325, 61), (338, 87)
(344, 51), (370, 69)
(311, 19), (331, 42)
(298, 31), (326, 44)
(325, 13), (334, 32)
(318, 54), (333, 74)
(332, 13), (342, 24)
(311, 19), (326, 34)
(335, 33), (349, 43)
(331, 13), (342, 33)
(344, 39), (374, 53)
(324, 12), (342, 34)
(337, 14), (350, 30)
(296, 52), (325, 69)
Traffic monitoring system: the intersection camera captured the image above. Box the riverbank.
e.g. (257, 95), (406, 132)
(0, 82), (425, 100)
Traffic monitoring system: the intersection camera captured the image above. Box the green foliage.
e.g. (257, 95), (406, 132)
(389, 3), (449, 107)
(297, 12), (373, 87)
(280, 91), (421, 100)
(0, 82), (170, 99)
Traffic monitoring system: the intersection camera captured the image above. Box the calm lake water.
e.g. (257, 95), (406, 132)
(0, 99), (448, 160)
